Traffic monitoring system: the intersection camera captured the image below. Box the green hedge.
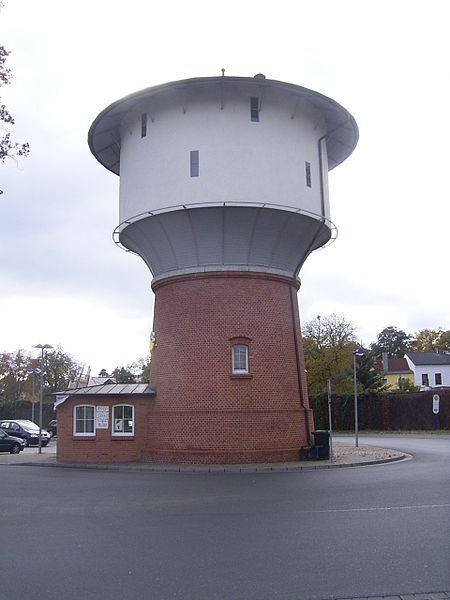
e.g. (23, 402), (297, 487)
(309, 388), (450, 431)
(0, 401), (55, 427)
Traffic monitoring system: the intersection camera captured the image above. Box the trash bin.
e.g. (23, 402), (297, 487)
(312, 430), (330, 460)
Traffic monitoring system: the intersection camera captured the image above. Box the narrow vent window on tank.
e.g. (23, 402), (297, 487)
(250, 97), (259, 122)
(305, 161), (312, 187)
(190, 150), (199, 177)
(141, 113), (147, 138)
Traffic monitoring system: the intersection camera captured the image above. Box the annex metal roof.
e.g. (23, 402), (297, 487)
(88, 75), (358, 175)
(54, 383), (156, 408)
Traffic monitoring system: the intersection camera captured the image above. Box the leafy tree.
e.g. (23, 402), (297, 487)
(112, 366), (136, 384)
(98, 368), (109, 377)
(396, 377), (419, 393)
(303, 314), (357, 394)
(410, 328), (450, 354)
(0, 349), (30, 402)
(370, 326), (413, 358)
(0, 11), (29, 194)
(43, 346), (83, 396)
(0, 346), (83, 404)
(139, 356), (151, 383)
(112, 356), (151, 383)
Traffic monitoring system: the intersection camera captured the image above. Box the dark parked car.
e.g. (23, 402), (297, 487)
(0, 420), (50, 447)
(47, 420), (57, 437)
(0, 429), (25, 454)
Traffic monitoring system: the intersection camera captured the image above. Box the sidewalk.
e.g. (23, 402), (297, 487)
(0, 440), (409, 472)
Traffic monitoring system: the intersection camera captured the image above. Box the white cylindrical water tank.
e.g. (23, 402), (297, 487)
(88, 75), (358, 281)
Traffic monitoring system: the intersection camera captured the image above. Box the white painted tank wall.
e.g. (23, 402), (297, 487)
(118, 95), (329, 224)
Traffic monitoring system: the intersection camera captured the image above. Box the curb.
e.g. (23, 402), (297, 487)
(6, 452), (410, 474)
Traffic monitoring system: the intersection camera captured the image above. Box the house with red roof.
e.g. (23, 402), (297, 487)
(378, 353), (414, 389)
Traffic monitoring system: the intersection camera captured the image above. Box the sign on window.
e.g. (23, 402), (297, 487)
(96, 406), (109, 429)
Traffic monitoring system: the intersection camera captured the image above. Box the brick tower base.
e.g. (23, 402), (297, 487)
(144, 271), (314, 465)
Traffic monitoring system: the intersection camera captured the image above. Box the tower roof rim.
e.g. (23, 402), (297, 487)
(88, 75), (358, 176)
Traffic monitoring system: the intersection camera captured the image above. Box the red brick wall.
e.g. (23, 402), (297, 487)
(145, 271), (314, 464)
(56, 396), (150, 463)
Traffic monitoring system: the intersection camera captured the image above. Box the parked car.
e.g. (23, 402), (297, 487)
(0, 429), (26, 454)
(0, 420), (50, 447)
(47, 420), (57, 437)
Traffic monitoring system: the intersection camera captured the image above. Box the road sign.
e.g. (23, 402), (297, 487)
(432, 394), (440, 414)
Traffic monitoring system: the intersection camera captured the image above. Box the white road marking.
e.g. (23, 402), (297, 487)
(305, 503), (450, 514)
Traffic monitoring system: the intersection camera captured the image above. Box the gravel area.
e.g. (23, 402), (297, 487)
(331, 442), (406, 465)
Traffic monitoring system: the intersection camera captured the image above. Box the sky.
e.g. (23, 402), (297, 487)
(1, 0), (449, 375)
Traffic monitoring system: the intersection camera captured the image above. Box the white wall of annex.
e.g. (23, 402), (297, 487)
(118, 97), (328, 224)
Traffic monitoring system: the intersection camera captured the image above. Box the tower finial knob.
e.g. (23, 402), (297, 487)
(221, 68), (225, 77)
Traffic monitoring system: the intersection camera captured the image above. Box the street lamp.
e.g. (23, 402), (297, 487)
(33, 343), (53, 454)
(26, 367), (41, 423)
(353, 348), (365, 448)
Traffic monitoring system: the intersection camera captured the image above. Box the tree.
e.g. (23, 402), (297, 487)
(355, 351), (386, 392)
(0, 349), (30, 403)
(303, 314), (357, 394)
(0, 12), (29, 193)
(410, 328), (450, 354)
(44, 346), (83, 396)
(397, 377), (419, 393)
(112, 366), (136, 384)
(370, 326), (413, 358)
(138, 356), (151, 383)
(112, 356), (151, 383)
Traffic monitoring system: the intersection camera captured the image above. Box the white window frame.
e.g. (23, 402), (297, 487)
(232, 345), (249, 374)
(73, 405), (95, 436)
(112, 404), (134, 436)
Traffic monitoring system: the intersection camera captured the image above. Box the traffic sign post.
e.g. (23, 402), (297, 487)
(432, 394), (440, 430)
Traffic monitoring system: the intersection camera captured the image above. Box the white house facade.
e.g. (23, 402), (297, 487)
(405, 352), (450, 389)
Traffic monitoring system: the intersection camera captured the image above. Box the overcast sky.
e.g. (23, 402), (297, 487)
(1, 0), (448, 375)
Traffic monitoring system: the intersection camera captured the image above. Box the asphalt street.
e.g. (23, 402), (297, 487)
(1, 434), (449, 600)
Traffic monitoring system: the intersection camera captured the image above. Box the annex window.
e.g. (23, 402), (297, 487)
(421, 373), (429, 386)
(232, 345), (249, 374)
(112, 404), (134, 436)
(250, 97), (259, 122)
(141, 113), (147, 138)
(74, 405), (95, 436)
(190, 150), (199, 177)
(435, 373), (442, 385)
(305, 161), (312, 188)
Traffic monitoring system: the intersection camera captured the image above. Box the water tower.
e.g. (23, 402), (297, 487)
(88, 74), (358, 464)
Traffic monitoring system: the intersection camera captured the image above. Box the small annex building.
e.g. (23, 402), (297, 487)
(55, 384), (155, 463)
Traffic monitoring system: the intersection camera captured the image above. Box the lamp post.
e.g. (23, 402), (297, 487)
(27, 368), (41, 423)
(353, 348), (365, 448)
(33, 344), (53, 453)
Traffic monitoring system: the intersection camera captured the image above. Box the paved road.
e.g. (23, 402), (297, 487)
(0, 434), (448, 600)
